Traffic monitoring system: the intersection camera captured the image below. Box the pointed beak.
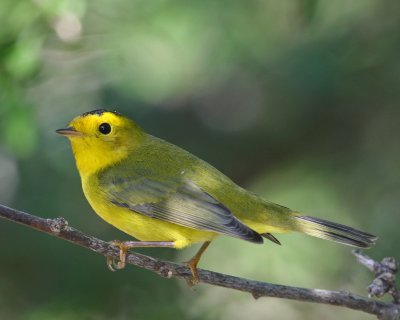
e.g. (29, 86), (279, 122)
(56, 127), (82, 137)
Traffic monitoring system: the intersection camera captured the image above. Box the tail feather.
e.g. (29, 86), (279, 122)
(261, 232), (281, 245)
(295, 215), (377, 248)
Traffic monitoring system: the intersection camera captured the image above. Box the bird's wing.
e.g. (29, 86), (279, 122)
(98, 167), (263, 243)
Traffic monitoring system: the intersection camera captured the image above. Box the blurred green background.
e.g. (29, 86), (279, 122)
(1, 0), (399, 319)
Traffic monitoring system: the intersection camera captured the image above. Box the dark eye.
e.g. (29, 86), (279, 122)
(98, 122), (111, 135)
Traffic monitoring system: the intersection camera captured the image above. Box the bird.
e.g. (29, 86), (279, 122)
(56, 109), (377, 284)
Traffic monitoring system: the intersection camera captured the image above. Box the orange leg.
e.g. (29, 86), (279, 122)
(107, 240), (175, 271)
(185, 241), (211, 286)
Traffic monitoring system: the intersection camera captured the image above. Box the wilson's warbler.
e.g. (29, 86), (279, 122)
(56, 109), (376, 283)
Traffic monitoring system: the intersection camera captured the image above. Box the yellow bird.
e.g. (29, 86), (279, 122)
(56, 109), (376, 283)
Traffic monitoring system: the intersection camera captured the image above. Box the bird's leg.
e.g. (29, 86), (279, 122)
(185, 241), (211, 286)
(107, 240), (175, 271)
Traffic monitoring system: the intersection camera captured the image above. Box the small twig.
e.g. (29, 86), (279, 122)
(0, 203), (399, 319)
(353, 250), (400, 304)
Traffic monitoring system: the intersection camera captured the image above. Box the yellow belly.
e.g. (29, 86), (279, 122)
(82, 176), (217, 249)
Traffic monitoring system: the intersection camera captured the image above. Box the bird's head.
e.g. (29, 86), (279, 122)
(56, 109), (144, 175)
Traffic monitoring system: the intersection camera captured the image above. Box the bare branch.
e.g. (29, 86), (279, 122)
(353, 250), (400, 305)
(0, 203), (399, 319)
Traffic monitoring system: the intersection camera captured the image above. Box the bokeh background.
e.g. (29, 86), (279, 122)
(1, 0), (399, 319)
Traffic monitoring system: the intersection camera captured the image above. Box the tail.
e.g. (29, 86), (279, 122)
(294, 215), (377, 248)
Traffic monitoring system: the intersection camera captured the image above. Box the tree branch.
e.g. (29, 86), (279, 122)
(353, 250), (400, 305)
(0, 203), (399, 319)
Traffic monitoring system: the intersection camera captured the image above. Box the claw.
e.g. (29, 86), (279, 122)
(185, 259), (201, 286)
(104, 240), (176, 272)
(107, 240), (128, 271)
(107, 256), (116, 272)
(183, 241), (211, 286)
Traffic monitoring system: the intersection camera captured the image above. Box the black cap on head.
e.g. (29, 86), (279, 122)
(81, 109), (121, 117)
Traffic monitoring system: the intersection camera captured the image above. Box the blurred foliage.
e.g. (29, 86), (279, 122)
(1, 0), (399, 319)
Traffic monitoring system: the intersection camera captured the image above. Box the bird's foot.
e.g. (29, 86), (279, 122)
(107, 240), (128, 271)
(106, 240), (176, 271)
(184, 257), (201, 286)
(183, 241), (211, 286)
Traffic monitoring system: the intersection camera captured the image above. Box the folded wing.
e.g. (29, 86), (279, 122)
(99, 167), (262, 243)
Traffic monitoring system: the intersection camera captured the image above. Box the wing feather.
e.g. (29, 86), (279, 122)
(99, 167), (262, 243)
